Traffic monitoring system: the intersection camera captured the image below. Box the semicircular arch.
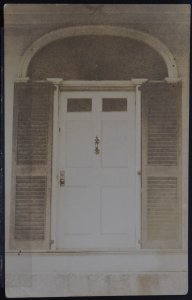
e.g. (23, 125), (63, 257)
(18, 25), (178, 79)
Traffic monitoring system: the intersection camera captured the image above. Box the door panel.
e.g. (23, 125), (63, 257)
(56, 90), (136, 250)
(65, 168), (98, 187)
(65, 120), (93, 168)
(101, 120), (130, 167)
(101, 187), (134, 234)
(58, 187), (98, 235)
(100, 168), (134, 186)
(56, 187), (99, 249)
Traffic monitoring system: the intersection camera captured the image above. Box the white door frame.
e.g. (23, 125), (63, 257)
(49, 80), (146, 252)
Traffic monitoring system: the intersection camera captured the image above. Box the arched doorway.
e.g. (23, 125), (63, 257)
(11, 26), (181, 251)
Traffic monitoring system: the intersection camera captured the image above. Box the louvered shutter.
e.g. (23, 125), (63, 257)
(141, 82), (182, 249)
(10, 82), (54, 250)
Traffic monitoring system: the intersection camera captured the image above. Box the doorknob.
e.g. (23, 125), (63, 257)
(60, 170), (65, 186)
(94, 136), (100, 154)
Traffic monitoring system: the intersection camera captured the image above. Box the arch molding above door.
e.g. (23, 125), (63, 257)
(17, 25), (178, 80)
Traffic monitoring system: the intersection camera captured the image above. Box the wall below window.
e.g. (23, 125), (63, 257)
(5, 253), (188, 297)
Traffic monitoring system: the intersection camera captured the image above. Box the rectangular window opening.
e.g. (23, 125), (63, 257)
(67, 98), (92, 112)
(102, 98), (127, 112)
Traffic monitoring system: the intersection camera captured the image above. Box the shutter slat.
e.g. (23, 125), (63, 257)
(11, 82), (54, 250)
(16, 87), (50, 165)
(141, 82), (181, 249)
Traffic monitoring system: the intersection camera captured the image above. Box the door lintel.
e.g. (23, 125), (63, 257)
(47, 79), (148, 91)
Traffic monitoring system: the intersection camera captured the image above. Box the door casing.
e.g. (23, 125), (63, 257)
(51, 80), (142, 252)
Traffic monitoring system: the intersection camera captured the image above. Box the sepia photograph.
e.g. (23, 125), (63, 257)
(4, 3), (190, 297)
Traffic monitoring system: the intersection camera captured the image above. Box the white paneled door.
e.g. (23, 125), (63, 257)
(56, 90), (137, 250)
